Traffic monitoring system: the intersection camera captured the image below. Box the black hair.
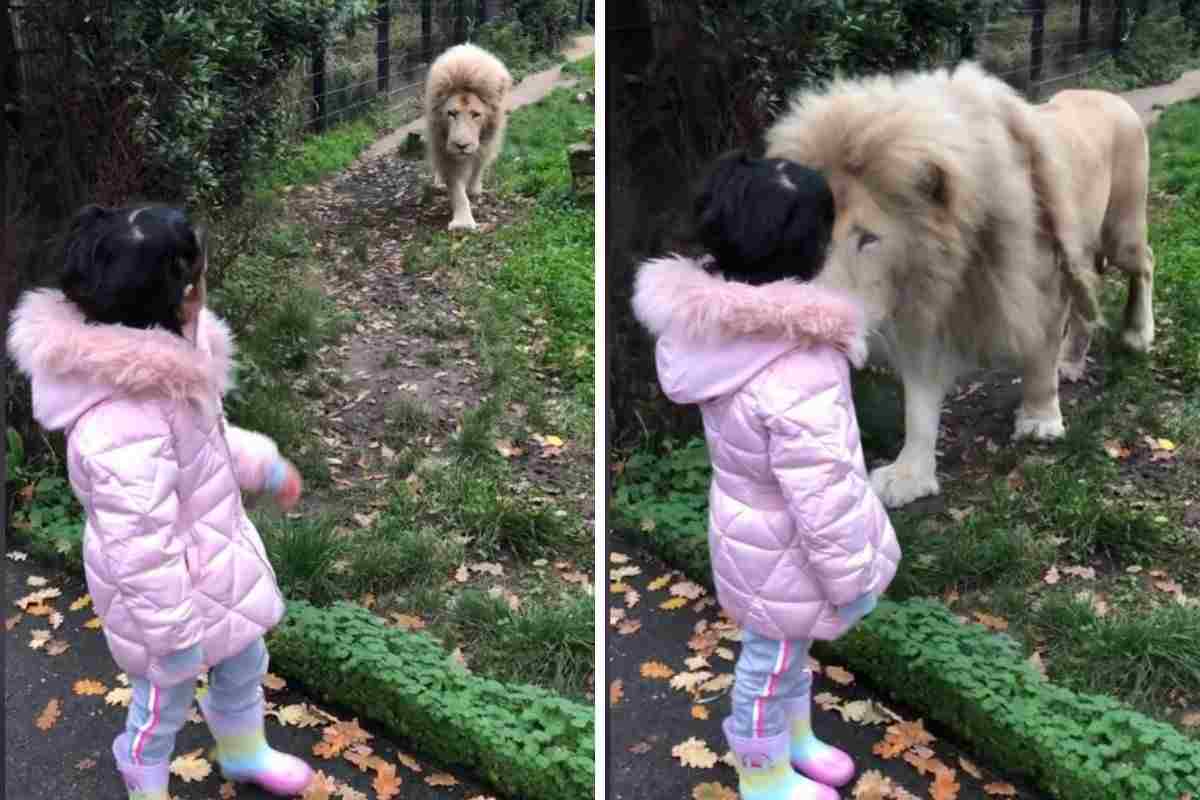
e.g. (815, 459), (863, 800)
(59, 204), (206, 335)
(693, 151), (835, 286)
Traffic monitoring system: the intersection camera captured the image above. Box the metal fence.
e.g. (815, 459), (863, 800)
(297, 0), (595, 133)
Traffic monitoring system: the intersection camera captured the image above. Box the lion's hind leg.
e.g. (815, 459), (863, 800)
(1116, 238), (1155, 352)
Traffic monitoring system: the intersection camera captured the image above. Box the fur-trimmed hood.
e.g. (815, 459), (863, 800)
(8, 288), (235, 431)
(632, 254), (868, 404)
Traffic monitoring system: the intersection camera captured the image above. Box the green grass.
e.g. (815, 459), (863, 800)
(1081, 10), (1199, 94)
(248, 113), (386, 196)
(561, 53), (594, 78)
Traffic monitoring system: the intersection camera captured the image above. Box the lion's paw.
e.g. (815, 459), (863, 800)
(1013, 406), (1065, 441)
(1121, 325), (1154, 353)
(448, 217), (478, 232)
(1058, 359), (1087, 383)
(869, 463), (940, 509)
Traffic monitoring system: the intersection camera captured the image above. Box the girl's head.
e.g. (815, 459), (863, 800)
(693, 152), (834, 286)
(59, 204), (207, 336)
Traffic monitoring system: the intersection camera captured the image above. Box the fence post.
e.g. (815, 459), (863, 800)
(1078, 0), (1091, 56)
(454, 0), (467, 43)
(312, 33), (326, 133)
(421, 0), (432, 64)
(1112, 0), (1127, 51)
(1029, 0), (1046, 100)
(377, 0), (390, 96)
(478, 0), (488, 24)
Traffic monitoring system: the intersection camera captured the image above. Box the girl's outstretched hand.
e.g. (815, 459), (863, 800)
(264, 459), (303, 511)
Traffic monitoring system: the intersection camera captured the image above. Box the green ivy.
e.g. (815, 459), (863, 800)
(268, 600), (594, 800)
(825, 600), (1200, 800)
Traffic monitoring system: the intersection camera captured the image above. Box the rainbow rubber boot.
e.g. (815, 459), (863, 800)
(723, 718), (839, 800)
(784, 697), (855, 787)
(112, 739), (170, 800)
(198, 694), (314, 795)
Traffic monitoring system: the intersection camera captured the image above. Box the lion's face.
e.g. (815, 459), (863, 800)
(441, 92), (491, 157)
(815, 175), (909, 328)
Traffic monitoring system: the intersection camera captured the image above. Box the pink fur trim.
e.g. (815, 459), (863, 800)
(631, 255), (870, 367)
(7, 289), (236, 403)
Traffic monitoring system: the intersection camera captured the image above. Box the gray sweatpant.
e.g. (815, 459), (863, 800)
(730, 628), (814, 739)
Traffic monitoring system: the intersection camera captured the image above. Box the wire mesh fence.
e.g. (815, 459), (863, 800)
(290, 0), (595, 133)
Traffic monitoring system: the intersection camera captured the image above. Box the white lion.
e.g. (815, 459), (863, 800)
(765, 62), (1153, 508)
(424, 43), (513, 231)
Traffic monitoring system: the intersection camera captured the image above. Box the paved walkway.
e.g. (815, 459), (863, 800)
(4, 556), (489, 800)
(361, 34), (594, 162)
(1120, 68), (1200, 126)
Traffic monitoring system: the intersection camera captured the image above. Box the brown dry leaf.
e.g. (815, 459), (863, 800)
(262, 673), (287, 691)
(610, 582), (631, 594)
(69, 595), (92, 612)
(903, 750), (945, 777)
(271, 703), (325, 728)
(1043, 566), (1060, 585)
(671, 671), (713, 692)
(1062, 565), (1096, 580)
(301, 771), (338, 800)
(982, 783), (1017, 797)
(26, 603), (53, 617)
(1103, 439), (1131, 460)
(609, 679), (624, 706)
(618, 619), (643, 636)
(469, 561), (504, 577)
(73, 679), (108, 696)
(454, 564), (470, 583)
(105, 687), (134, 707)
(670, 581), (705, 599)
(692, 782), (738, 800)
(84, 617), (103, 629)
(889, 719), (936, 748)
(342, 745), (376, 772)
(647, 575), (673, 591)
(610, 552), (631, 564)
(425, 772), (459, 787)
(28, 628), (50, 650)
(715, 647), (736, 661)
(685, 655), (711, 671)
(628, 741), (653, 754)
(672, 737), (719, 768)
(972, 612), (1009, 632)
(1181, 712), (1200, 728)
(611, 565), (643, 581)
(851, 769), (896, 800)
(494, 439), (523, 458)
(75, 758), (97, 770)
(26, 575), (48, 587)
(219, 782), (236, 799)
(389, 613), (426, 631)
(312, 740), (341, 760)
(660, 597), (689, 610)
(396, 751), (423, 772)
(958, 757), (982, 779)
(610, 607), (626, 626)
(35, 699), (61, 731)
(814, 692), (842, 711)
(625, 589), (641, 609)
(170, 749), (212, 782)
(930, 767), (960, 800)
(691, 704), (710, 720)
(46, 639), (70, 656)
(825, 665), (855, 686)
(873, 736), (908, 760)
(6, 613), (21, 630)
(337, 786), (368, 800)
(373, 763), (403, 799)
(640, 661), (675, 679)
(837, 700), (889, 726)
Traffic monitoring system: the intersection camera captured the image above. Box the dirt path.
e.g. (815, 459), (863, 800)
(4, 557), (489, 800)
(362, 34), (595, 161)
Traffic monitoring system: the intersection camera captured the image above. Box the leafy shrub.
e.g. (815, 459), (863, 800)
(269, 601), (594, 800)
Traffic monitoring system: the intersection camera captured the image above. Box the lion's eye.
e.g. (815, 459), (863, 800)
(471, 111), (482, 119)
(447, 110), (458, 118)
(858, 231), (879, 251)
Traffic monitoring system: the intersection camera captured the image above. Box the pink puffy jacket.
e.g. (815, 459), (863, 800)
(8, 289), (287, 685)
(633, 256), (901, 641)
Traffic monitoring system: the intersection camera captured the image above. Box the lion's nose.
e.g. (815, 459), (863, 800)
(454, 142), (471, 152)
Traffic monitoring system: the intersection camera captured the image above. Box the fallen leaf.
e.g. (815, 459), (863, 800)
(35, 699), (61, 731)
(930, 767), (960, 800)
(75, 758), (97, 770)
(610, 552), (631, 564)
(625, 589), (641, 608)
(958, 757), (982, 779)
(73, 679), (108, 696)
(105, 687), (134, 707)
(1043, 566), (1060, 585)
(700, 674), (735, 693)
(983, 783), (1017, 797)
(373, 763), (403, 799)
(46, 639), (70, 655)
(640, 660), (675, 679)
(1103, 439), (1130, 460)
(300, 771), (338, 800)
(647, 575), (672, 591)
(609, 680), (624, 706)
(837, 700), (889, 726)
(671, 581), (706, 599)
(26, 575), (48, 587)
(84, 617), (103, 629)
(219, 782), (236, 799)
(610, 607), (626, 626)
(903, 749), (944, 776)
(672, 737), (719, 768)
(29, 630), (51, 650)
(1061, 565), (1096, 580)
(617, 619), (642, 636)
(825, 665), (855, 685)
(670, 671), (714, 692)
(814, 692), (842, 711)
(692, 782), (737, 800)
(628, 741), (653, 754)
(262, 673), (287, 691)
(389, 613), (426, 631)
(170, 750), (212, 782)
(660, 597), (689, 610)
(454, 565), (470, 583)
(494, 439), (523, 458)
(5, 614), (21, 630)
(425, 772), (458, 787)
(691, 705), (710, 720)
(851, 769), (896, 800)
(6, 550), (28, 561)
(972, 611), (1009, 632)
(715, 647), (735, 661)
(1182, 711), (1200, 728)
(69, 595), (92, 611)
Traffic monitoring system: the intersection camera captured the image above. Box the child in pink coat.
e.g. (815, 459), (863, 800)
(633, 154), (902, 800)
(8, 205), (315, 798)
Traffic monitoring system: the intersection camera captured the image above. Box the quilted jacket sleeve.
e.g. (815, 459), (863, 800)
(222, 423), (282, 494)
(756, 350), (883, 608)
(76, 405), (204, 660)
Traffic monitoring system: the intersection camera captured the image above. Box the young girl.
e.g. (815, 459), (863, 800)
(632, 154), (902, 800)
(8, 205), (315, 799)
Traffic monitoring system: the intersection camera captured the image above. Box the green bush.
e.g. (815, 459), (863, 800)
(269, 601), (594, 800)
(824, 600), (1200, 800)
